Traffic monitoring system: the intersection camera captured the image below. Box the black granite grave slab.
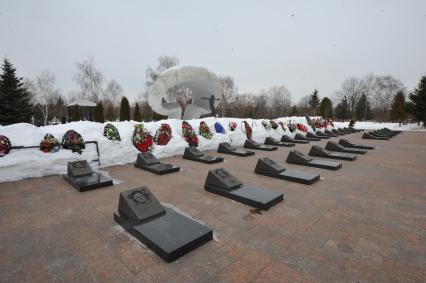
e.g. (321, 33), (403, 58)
(264, 137), (295, 147)
(383, 127), (401, 134)
(343, 127), (357, 133)
(309, 145), (357, 161)
(114, 187), (212, 263)
(362, 132), (389, 140)
(63, 160), (113, 192)
(183, 146), (224, 164)
(217, 142), (255, 157)
(338, 139), (375, 150)
(286, 150), (342, 170)
(375, 130), (395, 137)
(244, 139), (278, 151)
(295, 133), (320, 142)
(255, 158), (320, 185)
(349, 127), (364, 132)
(337, 128), (351, 134)
(315, 131), (331, 139)
(281, 135), (309, 144)
(306, 132), (322, 140)
(325, 141), (367, 154)
(324, 130), (338, 137)
(134, 152), (180, 175)
(204, 168), (283, 209)
(331, 129), (346, 135)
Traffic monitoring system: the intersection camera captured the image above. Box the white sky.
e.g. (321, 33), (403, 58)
(1, 0), (425, 101)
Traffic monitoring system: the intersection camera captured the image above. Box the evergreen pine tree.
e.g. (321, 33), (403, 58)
(0, 58), (33, 125)
(72, 105), (81, 121)
(319, 97), (333, 118)
(408, 76), (426, 127)
(133, 103), (141, 122)
(355, 93), (373, 121)
(390, 91), (407, 123)
(119, 96), (130, 121)
(334, 97), (350, 120)
(105, 102), (116, 121)
(95, 101), (104, 123)
(309, 89), (320, 114)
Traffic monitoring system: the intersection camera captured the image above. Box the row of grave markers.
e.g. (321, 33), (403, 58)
(61, 126), (400, 262)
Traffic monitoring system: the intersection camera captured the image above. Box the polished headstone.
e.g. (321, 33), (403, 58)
(67, 160), (94, 178)
(114, 187), (213, 262)
(305, 132), (322, 141)
(314, 131), (331, 139)
(183, 146), (224, 164)
(264, 137), (295, 147)
(286, 150), (342, 170)
(63, 160), (113, 192)
(255, 157), (320, 185)
(244, 139), (278, 151)
(118, 187), (166, 225)
(324, 130), (338, 137)
(217, 142), (255, 157)
(134, 152), (180, 175)
(362, 132), (389, 140)
(338, 139), (375, 150)
(281, 135), (309, 144)
(325, 141), (367, 154)
(309, 145), (357, 161)
(204, 168), (283, 209)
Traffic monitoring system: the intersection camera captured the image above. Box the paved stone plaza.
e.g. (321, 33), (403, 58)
(1, 131), (425, 282)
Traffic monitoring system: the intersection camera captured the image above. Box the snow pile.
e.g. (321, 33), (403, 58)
(334, 121), (425, 131)
(0, 117), (422, 182)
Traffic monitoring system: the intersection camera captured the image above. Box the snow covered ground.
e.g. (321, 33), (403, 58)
(0, 117), (423, 182)
(334, 121), (425, 131)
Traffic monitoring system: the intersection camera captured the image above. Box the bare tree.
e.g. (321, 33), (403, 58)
(336, 77), (364, 118)
(104, 79), (123, 107)
(267, 86), (292, 118)
(73, 57), (104, 101)
(371, 75), (404, 114)
(26, 71), (61, 126)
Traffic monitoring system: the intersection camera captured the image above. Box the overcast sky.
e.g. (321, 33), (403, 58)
(1, 0), (425, 101)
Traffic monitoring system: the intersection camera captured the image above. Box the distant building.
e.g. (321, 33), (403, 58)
(66, 99), (97, 121)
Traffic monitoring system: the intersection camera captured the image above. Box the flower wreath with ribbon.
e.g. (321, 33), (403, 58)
(182, 121), (198, 146)
(0, 135), (11, 157)
(270, 120), (279, 130)
(40, 133), (60, 153)
(133, 123), (153, 152)
(62, 130), (85, 154)
(154, 123), (172, 145)
(229, 121), (237, 131)
(199, 121), (213, 139)
(104, 123), (121, 141)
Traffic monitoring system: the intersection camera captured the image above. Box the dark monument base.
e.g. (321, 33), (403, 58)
(63, 172), (113, 192)
(281, 135), (309, 144)
(134, 152), (180, 175)
(324, 130), (338, 137)
(217, 142), (255, 157)
(338, 139), (375, 150)
(254, 158), (320, 185)
(306, 132), (322, 141)
(114, 208), (212, 263)
(183, 147), (224, 164)
(331, 129), (346, 135)
(314, 131), (331, 139)
(295, 133), (320, 142)
(309, 145), (357, 161)
(204, 168), (283, 210)
(134, 163), (180, 175)
(286, 150), (342, 170)
(264, 137), (295, 147)
(325, 141), (367, 154)
(362, 133), (389, 140)
(244, 139), (278, 151)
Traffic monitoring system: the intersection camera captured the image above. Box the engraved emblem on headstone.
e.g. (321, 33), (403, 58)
(128, 188), (151, 204)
